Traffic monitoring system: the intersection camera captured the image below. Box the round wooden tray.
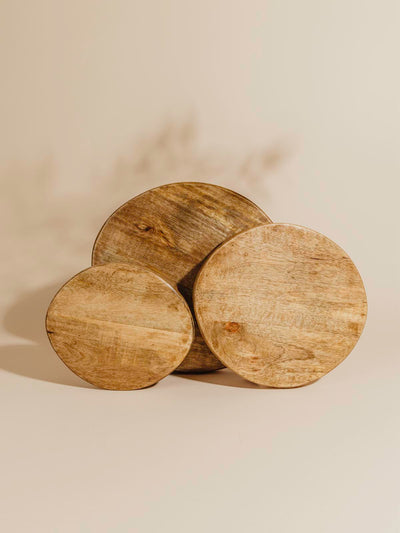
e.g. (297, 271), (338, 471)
(92, 182), (271, 372)
(46, 263), (194, 390)
(194, 223), (368, 387)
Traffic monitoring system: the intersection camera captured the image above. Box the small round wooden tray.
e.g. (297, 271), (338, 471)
(46, 263), (194, 390)
(92, 182), (271, 372)
(193, 223), (367, 387)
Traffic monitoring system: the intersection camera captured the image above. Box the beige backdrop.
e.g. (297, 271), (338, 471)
(1, 1), (399, 532)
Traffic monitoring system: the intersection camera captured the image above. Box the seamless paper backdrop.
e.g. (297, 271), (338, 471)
(0, 1), (399, 532)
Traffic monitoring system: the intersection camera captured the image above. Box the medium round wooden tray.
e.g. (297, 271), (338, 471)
(46, 263), (194, 390)
(92, 182), (271, 372)
(194, 223), (367, 387)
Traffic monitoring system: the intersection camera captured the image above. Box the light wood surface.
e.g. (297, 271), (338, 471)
(46, 263), (194, 390)
(194, 223), (368, 387)
(92, 182), (271, 372)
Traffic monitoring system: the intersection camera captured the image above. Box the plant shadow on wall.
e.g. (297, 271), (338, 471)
(0, 117), (287, 389)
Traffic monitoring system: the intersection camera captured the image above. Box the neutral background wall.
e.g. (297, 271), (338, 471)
(1, 1), (399, 532)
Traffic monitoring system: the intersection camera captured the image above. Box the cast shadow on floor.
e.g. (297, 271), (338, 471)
(174, 368), (270, 389)
(1, 284), (93, 388)
(1, 284), (273, 390)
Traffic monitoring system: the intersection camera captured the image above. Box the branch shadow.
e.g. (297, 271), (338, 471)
(0, 116), (288, 389)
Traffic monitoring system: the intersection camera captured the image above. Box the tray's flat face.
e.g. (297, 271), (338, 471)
(92, 182), (271, 372)
(194, 223), (368, 387)
(46, 263), (194, 390)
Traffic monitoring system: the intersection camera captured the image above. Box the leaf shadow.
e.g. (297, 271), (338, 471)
(1, 116), (288, 389)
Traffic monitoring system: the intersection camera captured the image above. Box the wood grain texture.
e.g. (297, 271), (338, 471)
(194, 224), (368, 387)
(46, 263), (194, 390)
(92, 182), (272, 372)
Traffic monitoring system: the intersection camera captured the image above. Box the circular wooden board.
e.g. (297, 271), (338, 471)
(193, 224), (368, 387)
(92, 182), (272, 372)
(46, 263), (194, 390)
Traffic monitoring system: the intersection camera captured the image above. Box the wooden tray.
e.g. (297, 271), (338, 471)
(92, 182), (271, 372)
(46, 263), (194, 390)
(194, 223), (367, 387)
